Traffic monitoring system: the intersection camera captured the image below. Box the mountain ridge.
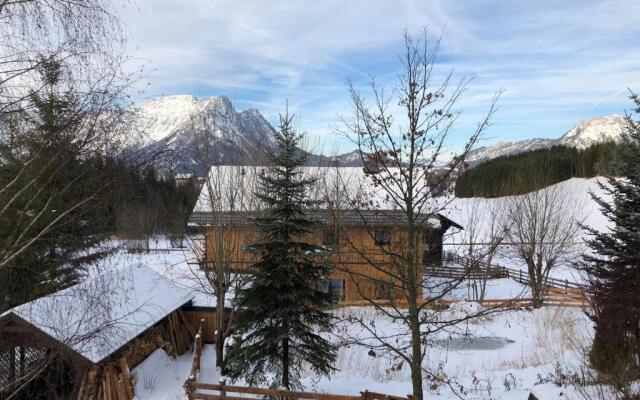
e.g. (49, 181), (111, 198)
(124, 95), (628, 174)
(467, 114), (627, 165)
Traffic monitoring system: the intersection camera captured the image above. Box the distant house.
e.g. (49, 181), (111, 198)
(188, 166), (463, 304)
(0, 265), (206, 399)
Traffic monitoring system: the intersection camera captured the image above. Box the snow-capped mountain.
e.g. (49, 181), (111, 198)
(125, 95), (627, 174)
(467, 115), (627, 165)
(126, 95), (276, 174)
(557, 115), (627, 149)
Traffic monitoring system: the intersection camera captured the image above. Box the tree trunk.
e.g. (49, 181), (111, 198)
(406, 223), (424, 400)
(215, 282), (226, 368)
(409, 306), (424, 400)
(282, 337), (290, 389)
(527, 259), (544, 308)
(215, 331), (224, 368)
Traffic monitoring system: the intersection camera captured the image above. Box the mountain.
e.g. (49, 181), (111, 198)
(125, 95), (357, 174)
(467, 115), (628, 165)
(126, 95), (276, 175)
(125, 95), (627, 175)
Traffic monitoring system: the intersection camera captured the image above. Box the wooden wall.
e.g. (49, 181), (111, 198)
(204, 224), (445, 304)
(182, 307), (219, 344)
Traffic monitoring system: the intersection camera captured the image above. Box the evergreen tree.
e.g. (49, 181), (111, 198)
(581, 93), (640, 380)
(0, 61), (112, 310)
(225, 112), (337, 389)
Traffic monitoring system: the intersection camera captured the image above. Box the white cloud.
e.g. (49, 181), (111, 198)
(118, 0), (640, 152)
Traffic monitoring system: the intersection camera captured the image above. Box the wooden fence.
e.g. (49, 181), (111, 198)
(439, 252), (587, 290)
(188, 382), (410, 400)
(183, 319), (205, 397)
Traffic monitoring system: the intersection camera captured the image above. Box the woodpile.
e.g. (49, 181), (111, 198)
(77, 358), (134, 400)
(76, 308), (195, 400)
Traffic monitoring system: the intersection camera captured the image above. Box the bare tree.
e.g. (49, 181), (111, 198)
(183, 112), (266, 369)
(455, 199), (509, 302)
(333, 29), (501, 400)
(504, 178), (585, 307)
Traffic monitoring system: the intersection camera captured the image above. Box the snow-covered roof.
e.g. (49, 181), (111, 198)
(190, 165), (458, 229)
(0, 264), (195, 364)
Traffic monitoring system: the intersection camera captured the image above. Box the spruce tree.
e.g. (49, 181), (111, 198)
(225, 112), (337, 389)
(581, 93), (640, 377)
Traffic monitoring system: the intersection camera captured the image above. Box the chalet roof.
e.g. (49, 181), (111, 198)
(0, 265), (194, 365)
(189, 209), (462, 230)
(189, 165), (463, 230)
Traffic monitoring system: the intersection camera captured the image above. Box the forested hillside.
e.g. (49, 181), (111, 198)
(455, 141), (621, 197)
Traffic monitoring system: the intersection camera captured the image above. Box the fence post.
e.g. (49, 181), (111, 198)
(220, 379), (226, 400)
(519, 270), (522, 283)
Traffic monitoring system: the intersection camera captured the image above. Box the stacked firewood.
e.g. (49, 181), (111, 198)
(76, 309), (195, 400)
(159, 309), (196, 356)
(77, 358), (134, 400)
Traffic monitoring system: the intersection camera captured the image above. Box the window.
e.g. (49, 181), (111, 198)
(318, 279), (345, 302)
(323, 227), (339, 247)
(374, 229), (391, 246)
(375, 281), (399, 300)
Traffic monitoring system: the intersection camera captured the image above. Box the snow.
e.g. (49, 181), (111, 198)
(130, 95), (233, 145)
(314, 305), (592, 399)
(99, 238), (234, 309)
(560, 114), (626, 149)
(192, 165), (443, 228)
(123, 95), (276, 172)
(425, 277), (531, 301)
(132, 305), (591, 400)
(2, 264), (195, 364)
(443, 177), (612, 283)
(132, 345), (219, 400)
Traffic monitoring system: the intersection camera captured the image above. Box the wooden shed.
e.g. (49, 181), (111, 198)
(0, 265), (206, 400)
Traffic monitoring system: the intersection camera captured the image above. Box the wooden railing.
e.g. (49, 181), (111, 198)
(440, 252), (587, 290)
(189, 382), (411, 400)
(183, 319), (205, 397)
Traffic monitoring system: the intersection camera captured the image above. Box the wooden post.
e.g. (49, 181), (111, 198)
(519, 270), (522, 283)
(220, 379), (226, 400)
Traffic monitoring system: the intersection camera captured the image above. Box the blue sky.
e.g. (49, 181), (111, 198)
(119, 0), (640, 154)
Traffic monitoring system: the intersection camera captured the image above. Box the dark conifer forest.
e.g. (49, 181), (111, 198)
(455, 141), (622, 197)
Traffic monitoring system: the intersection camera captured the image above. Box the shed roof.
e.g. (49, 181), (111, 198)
(0, 265), (194, 364)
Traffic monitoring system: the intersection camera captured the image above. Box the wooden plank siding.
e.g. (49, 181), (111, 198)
(204, 225), (443, 303)
(182, 307), (220, 344)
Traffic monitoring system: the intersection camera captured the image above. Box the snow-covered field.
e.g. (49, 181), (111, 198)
(128, 305), (593, 400)
(443, 177), (611, 284)
(99, 177), (608, 399)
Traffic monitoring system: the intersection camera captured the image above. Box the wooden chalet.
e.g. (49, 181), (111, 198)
(188, 166), (463, 304)
(0, 265), (207, 400)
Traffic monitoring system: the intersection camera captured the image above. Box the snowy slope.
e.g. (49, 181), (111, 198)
(468, 115), (627, 165)
(442, 177), (611, 282)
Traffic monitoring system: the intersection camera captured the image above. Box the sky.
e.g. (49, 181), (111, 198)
(118, 0), (640, 154)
